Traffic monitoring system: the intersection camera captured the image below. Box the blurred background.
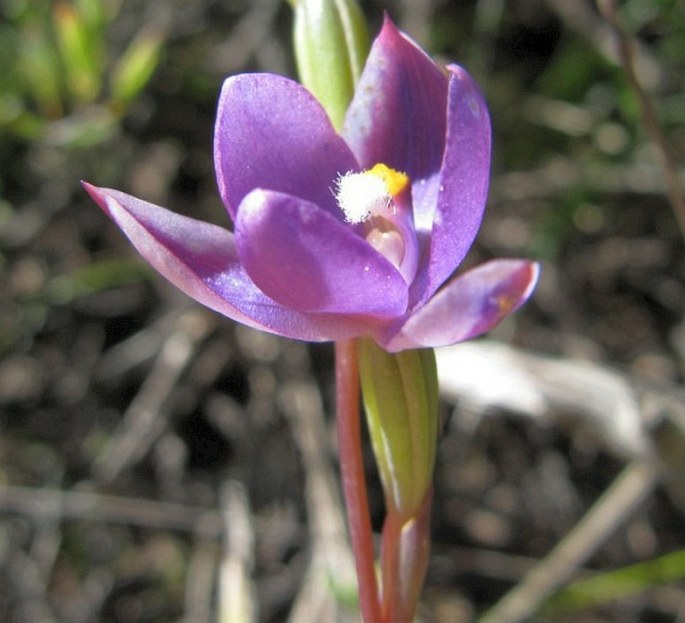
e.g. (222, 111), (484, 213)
(1, 0), (684, 621)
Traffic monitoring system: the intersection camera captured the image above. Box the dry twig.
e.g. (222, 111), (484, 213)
(92, 309), (214, 483)
(281, 381), (357, 623)
(219, 480), (257, 623)
(0, 484), (221, 536)
(478, 458), (660, 623)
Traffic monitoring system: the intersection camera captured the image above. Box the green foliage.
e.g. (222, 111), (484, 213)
(0, 0), (166, 147)
(45, 257), (150, 305)
(110, 27), (164, 106)
(543, 549), (685, 615)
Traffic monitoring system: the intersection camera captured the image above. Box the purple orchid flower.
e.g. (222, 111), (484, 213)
(84, 17), (538, 353)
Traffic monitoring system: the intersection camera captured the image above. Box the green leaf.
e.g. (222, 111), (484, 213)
(73, 0), (107, 32)
(110, 28), (164, 105)
(544, 549), (685, 615)
(53, 1), (101, 103)
(45, 258), (149, 304)
(19, 25), (64, 117)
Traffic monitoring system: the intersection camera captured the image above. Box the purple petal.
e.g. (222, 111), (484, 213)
(214, 74), (358, 221)
(235, 189), (408, 318)
(83, 183), (370, 342)
(410, 65), (492, 306)
(376, 260), (539, 352)
(343, 16), (448, 192)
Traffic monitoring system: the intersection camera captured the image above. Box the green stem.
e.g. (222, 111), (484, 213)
(335, 339), (382, 622)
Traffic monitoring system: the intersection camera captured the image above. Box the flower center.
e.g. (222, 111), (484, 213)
(335, 164), (409, 224)
(334, 163), (418, 284)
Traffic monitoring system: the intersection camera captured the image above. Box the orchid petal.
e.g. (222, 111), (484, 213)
(411, 65), (492, 305)
(377, 260), (539, 352)
(343, 16), (447, 201)
(214, 74), (358, 220)
(235, 189), (408, 318)
(83, 184), (369, 342)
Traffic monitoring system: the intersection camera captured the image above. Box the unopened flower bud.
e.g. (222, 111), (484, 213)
(290, 0), (370, 129)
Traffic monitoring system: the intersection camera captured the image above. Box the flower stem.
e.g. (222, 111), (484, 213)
(380, 509), (403, 621)
(380, 488), (433, 623)
(335, 339), (382, 623)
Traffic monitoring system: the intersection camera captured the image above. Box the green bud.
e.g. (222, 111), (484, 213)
(290, 0), (370, 130)
(358, 338), (439, 519)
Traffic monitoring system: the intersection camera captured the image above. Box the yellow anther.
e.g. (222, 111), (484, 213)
(368, 163), (409, 197)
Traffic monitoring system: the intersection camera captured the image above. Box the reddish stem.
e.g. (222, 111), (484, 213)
(335, 339), (382, 623)
(380, 489), (434, 623)
(380, 510), (402, 622)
